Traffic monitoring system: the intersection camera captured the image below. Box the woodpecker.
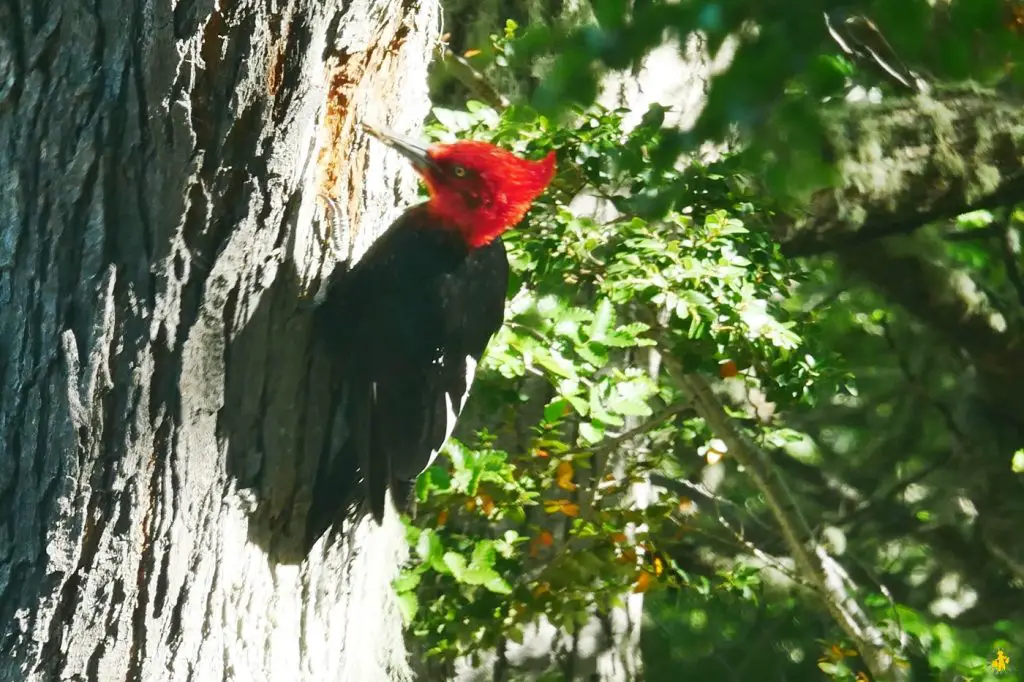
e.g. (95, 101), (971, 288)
(306, 124), (555, 544)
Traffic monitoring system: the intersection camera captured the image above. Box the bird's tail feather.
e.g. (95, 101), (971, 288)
(310, 374), (452, 531)
(366, 376), (445, 523)
(304, 381), (367, 550)
(366, 382), (392, 524)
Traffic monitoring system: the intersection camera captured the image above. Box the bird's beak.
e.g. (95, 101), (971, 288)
(360, 122), (437, 174)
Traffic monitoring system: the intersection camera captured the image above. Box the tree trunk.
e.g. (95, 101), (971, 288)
(0, 0), (438, 680)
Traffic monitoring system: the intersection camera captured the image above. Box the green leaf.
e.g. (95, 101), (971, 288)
(717, 218), (748, 236)
(432, 107), (475, 134)
(416, 529), (443, 564)
(675, 290), (714, 320)
(576, 342), (608, 367)
(484, 574), (514, 595)
(544, 398), (570, 423)
(462, 566), (499, 586)
(415, 474), (431, 502)
(589, 298), (615, 341)
(393, 571), (422, 593)
(564, 391), (589, 416)
(471, 541), (497, 570)
(607, 397), (653, 417)
(443, 551), (468, 580)
(578, 421), (605, 444)
(534, 348), (578, 379)
(607, 379), (654, 417)
(396, 591), (419, 625)
(416, 466), (452, 501)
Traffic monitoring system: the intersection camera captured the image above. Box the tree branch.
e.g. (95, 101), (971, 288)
(561, 400), (695, 458)
(766, 88), (1024, 429)
(658, 354), (907, 681)
(774, 88), (1024, 256)
(941, 223), (1002, 242)
(824, 12), (928, 95)
(436, 46), (510, 111)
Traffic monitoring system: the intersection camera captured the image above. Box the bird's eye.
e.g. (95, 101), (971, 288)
(452, 165), (467, 178)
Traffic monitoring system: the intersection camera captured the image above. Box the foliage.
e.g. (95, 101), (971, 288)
(397, 5), (1024, 681)
(401, 97), (804, 662)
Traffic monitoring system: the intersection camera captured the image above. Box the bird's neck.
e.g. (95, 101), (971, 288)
(424, 200), (512, 249)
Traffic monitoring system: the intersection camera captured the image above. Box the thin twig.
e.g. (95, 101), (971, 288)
(506, 321), (549, 344)
(658, 350), (905, 680)
(650, 473), (776, 536)
(879, 316), (972, 457)
(560, 400), (694, 458)
(436, 46), (510, 111)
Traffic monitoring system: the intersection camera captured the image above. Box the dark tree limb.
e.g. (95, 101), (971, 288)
(824, 11), (928, 95)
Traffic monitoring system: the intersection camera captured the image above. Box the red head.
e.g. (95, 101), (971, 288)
(362, 123), (556, 248)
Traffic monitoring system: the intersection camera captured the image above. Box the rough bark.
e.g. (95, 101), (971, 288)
(0, 0), (438, 680)
(776, 87), (1024, 257)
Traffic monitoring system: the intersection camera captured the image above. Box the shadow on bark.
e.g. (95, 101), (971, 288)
(217, 209), (355, 564)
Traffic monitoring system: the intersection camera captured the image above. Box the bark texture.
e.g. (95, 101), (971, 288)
(0, 0), (438, 680)
(777, 87), (1024, 256)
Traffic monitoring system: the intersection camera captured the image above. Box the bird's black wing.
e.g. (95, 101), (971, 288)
(306, 206), (508, 543)
(386, 234), (509, 492)
(313, 208), (465, 369)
